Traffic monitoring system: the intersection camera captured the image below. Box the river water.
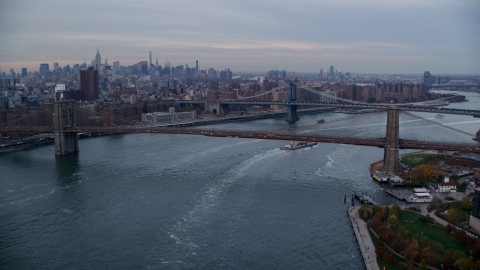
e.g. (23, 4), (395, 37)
(1, 90), (479, 269)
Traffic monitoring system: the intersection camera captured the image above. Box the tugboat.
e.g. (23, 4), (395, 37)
(316, 119), (325, 124)
(281, 141), (318, 150)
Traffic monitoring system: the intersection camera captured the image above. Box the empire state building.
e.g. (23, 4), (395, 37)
(95, 47), (101, 70)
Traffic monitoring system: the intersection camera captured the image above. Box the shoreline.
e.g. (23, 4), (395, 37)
(347, 206), (379, 270)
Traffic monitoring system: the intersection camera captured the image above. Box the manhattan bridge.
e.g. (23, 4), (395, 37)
(1, 83), (480, 173)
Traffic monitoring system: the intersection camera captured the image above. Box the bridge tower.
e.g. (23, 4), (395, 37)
(205, 100), (228, 116)
(383, 106), (400, 173)
(285, 83), (299, 122)
(54, 100), (79, 156)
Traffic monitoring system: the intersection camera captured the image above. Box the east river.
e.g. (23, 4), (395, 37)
(1, 90), (480, 269)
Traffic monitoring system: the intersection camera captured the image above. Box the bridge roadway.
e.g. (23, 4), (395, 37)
(177, 100), (480, 117)
(4, 125), (479, 154)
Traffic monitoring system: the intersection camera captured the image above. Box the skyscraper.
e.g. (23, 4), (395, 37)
(319, 68), (323, 79)
(95, 47), (101, 70)
(424, 71), (432, 89)
(329, 66), (334, 77)
(149, 51), (152, 67)
(21, 68), (27, 77)
(40, 63), (49, 76)
(113, 61), (120, 70)
(80, 67), (99, 101)
(196, 60), (198, 70)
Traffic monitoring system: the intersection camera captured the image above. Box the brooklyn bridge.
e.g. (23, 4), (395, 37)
(1, 83), (479, 174)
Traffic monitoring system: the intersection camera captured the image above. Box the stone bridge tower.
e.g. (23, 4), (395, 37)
(286, 83), (299, 122)
(54, 100), (78, 155)
(383, 106), (400, 172)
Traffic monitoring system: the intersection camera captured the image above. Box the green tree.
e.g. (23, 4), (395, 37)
(460, 196), (473, 211)
(447, 208), (467, 224)
(358, 204), (373, 220)
(418, 259), (427, 270)
(455, 257), (475, 269)
(390, 204), (401, 219)
(389, 214), (399, 230)
(427, 197), (443, 212)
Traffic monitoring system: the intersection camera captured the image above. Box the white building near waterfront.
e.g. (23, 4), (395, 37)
(142, 107), (197, 125)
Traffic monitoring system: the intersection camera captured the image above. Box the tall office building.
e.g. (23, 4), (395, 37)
(21, 68), (27, 77)
(424, 71), (432, 89)
(137, 61), (148, 75)
(329, 66), (334, 77)
(54, 62), (59, 71)
(149, 51), (152, 67)
(95, 48), (101, 70)
(196, 60), (198, 70)
(113, 61), (120, 70)
(319, 69), (323, 79)
(80, 67), (99, 101)
(40, 63), (49, 76)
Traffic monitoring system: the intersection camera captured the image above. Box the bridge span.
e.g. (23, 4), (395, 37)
(177, 100), (480, 117)
(3, 100), (480, 173)
(3, 125), (479, 155)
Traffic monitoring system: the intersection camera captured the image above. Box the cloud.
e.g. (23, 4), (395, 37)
(0, 0), (478, 73)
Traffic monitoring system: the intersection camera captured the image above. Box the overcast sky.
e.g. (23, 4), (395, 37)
(0, 0), (479, 74)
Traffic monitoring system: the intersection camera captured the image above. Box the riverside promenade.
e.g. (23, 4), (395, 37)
(347, 206), (379, 270)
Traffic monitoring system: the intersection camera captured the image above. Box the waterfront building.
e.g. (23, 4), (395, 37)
(438, 176), (456, 193)
(142, 109), (197, 124)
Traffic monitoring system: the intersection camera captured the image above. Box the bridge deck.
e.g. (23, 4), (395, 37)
(2, 126), (479, 154)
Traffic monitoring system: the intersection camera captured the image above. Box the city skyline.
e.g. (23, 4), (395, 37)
(1, 0), (479, 74)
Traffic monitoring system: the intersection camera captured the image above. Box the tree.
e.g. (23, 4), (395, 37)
(460, 196), (473, 211)
(447, 208), (466, 224)
(390, 204), (401, 219)
(418, 259), (427, 270)
(389, 214), (399, 230)
(455, 257), (475, 269)
(410, 164), (442, 183)
(358, 204), (373, 220)
(427, 197), (443, 212)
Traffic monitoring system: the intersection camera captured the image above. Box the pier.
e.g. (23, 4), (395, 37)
(354, 193), (379, 206)
(347, 206), (379, 270)
(385, 189), (410, 201)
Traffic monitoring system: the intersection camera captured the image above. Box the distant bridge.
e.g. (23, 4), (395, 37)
(176, 83), (480, 118)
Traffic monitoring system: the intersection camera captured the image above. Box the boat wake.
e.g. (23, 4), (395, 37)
(150, 148), (287, 265)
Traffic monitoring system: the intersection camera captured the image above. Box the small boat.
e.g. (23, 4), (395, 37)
(281, 141), (318, 150)
(316, 119), (325, 124)
(435, 114), (444, 119)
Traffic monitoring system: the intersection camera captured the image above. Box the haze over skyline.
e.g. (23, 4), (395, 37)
(1, 0), (479, 74)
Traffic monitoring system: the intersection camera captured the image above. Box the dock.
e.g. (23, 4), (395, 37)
(354, 193), (379, 206)
(385, 189), (412, 201)
(347, 206), (379, 270)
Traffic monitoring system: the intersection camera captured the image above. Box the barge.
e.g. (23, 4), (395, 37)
(281, 141), (318, 150)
